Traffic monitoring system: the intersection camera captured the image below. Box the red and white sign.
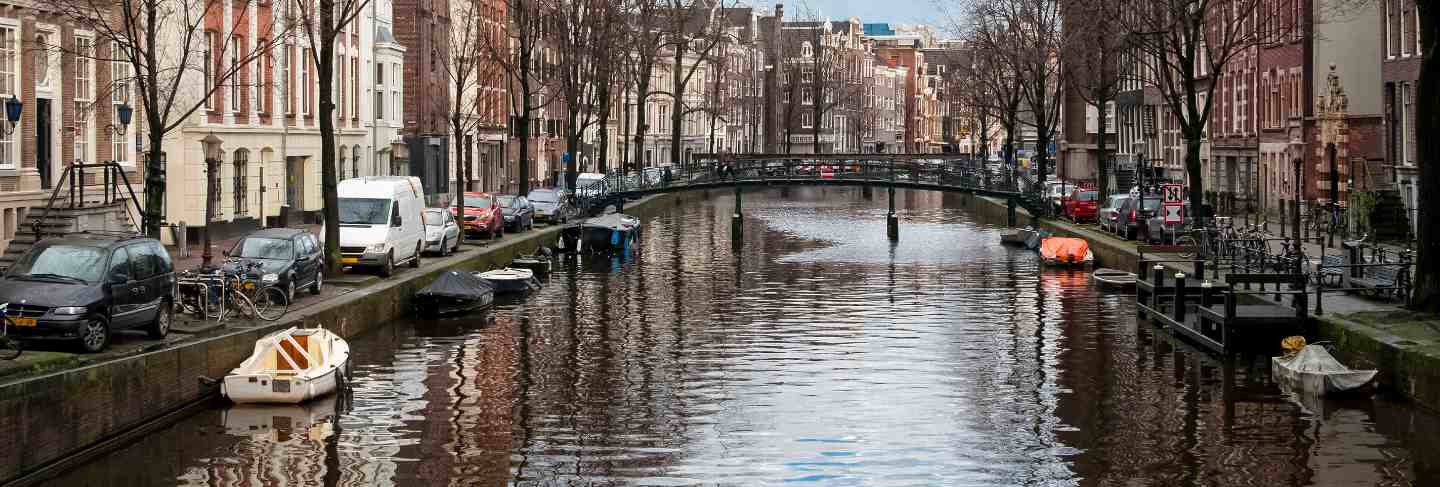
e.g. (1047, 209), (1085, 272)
(820, 166), (835, 179)
(1163, 203), (1184, 224)
(1161, 184), (1183, 204)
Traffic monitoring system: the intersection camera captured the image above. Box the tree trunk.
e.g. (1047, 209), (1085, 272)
(1185, 130), (1205, 219)
(633, 70), (651, 171)
(597, 82), (612, 173)
(453, 120), (467, 247)
(142, 4), (163, 238)
(1097, 103), (1109, 203)
(670, 47), (685, 169)
(318, 8), (340, 274)
(1410, 0), (1440, 312)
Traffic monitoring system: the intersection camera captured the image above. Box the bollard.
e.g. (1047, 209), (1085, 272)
(887, 213), (899, 241)
(1315, 278), (1324, 316)
(1007, 198), (1017, 227)
(1173, 272), (1188, 324)
(1152, 264), (1166, 309)
(1200, 280), (1215, 336)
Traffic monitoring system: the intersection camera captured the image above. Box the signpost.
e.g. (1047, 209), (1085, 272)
(1161, 183), (1183, 225)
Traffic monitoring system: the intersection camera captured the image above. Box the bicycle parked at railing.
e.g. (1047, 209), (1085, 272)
(178, 261), (289, 322)
(0, 303), (21, 360)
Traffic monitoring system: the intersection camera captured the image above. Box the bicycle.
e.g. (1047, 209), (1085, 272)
(179, 262), (289, 322)
(0, 303), (22, 360)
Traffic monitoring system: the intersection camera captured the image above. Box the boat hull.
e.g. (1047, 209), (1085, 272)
(221, 327), (351, 405)
(1271, 345), (1379, 397)
(483, 277), (539, 293)
(223, 366), (339, 404)
(413, 294), (492, 317)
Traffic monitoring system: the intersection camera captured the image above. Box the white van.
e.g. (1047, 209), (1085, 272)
(337, 176), (426, 277)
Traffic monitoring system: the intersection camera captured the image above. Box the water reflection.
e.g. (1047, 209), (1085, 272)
(51, 187), (1440, 486)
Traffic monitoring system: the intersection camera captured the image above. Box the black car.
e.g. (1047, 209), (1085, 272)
(498, 195), (535, 232)
(0, 234), (174, 353)
(1117, 195), (1163, 240)
(224, 228), (325, 303)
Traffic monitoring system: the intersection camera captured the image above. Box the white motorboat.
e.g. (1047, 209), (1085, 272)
(476, 267), (541, 293)
(1272, 344), (1378, 397)
(222, 327), (351, 404)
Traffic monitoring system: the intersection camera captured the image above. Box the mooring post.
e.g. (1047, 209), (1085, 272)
(1173, 272), (1188, 323)
(862, 185), (873, 198)
(887, 159), (899, 241)
(732, 184), (743, 245)
(1007, 198), (1017, 227)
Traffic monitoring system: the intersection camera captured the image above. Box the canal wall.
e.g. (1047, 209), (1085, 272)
(966, 194), (1440, 412)
(0, 191), (700, 486)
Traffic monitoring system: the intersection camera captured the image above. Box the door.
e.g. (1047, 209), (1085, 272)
(300, 234), (321, 285)
(287, 156), (305, 209)
(105, 247), (141, 328)
(125, 243), (165, 328)
(36, 99), (51, 189)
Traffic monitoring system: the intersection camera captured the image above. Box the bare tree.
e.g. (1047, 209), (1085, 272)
(482, 0), (557, 197)
(970, 0), (1063, 189)
(1412, 0), (1439, 311)
(291, 0), (371, 272)
(1063, 0), (1126, 202)
(55, 0), (290, 237)
(437, 0), (497, 245)
(1119, 0), (1287, 214)
(659, 0), (729, 168)
(624, 0), (665, 171)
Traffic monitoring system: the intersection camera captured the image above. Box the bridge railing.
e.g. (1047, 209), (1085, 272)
(571, 156), (1024, 215)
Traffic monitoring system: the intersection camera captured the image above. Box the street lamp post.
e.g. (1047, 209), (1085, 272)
(201, 133), (224, 268)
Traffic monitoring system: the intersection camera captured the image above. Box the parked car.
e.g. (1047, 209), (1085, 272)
(1099, 194), (1132, 234)
(1047, 181), (1079, 214)
(1063, 189), (1100, 222)
(497, 195), (535, 232)
(453, 192), (504, 239)
(0, 233), (174, 353)
(422, 208), (462, 256)
(1117, 195), (1163, 241)
(225, 228), (325, 303)
(338, 176), (427, 277)
(528, 188), (576, 224)
(1145, 201), (1192, 244)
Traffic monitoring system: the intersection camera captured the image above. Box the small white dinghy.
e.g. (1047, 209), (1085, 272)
(1272, 344), (1378, 397)
(223, 327), (351, 404)
(476, 267), (541, 293)
(1092, 268), (1138, 288)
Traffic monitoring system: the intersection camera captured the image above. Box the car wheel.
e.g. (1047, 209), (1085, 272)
(309, 270), (323, 295)
(286, 279), (296, 303)
(78, 317), (110, 353)
(146, 301), (171, 339)
(452, 235), (461, 253)
(440, 236), (450, 256)
(410, 243), (422, 268)
(379, 251), (395, 277)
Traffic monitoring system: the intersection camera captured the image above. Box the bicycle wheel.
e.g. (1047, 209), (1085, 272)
(1175, 235), (1198, 259)
(0, 335), (20, 360)
(251, 287), (290, 321)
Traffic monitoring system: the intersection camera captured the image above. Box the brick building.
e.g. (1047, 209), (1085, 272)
(1380, 0), (1422, 234)
(394, 0), (450, 197)
(0, 4), (140, 254)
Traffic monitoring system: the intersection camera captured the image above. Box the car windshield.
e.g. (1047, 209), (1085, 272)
(464, 195), (493, 208)
(496, 196), (517, 208)
(338, 198), (391, 225)
(423, 210), (445, 226)
(1077, 191), (1097, 201)
(233, 237), (293, 260)
(1109, 196), (1128, 207)
(528, 190), (557, 203)
(6, 244), (107, 283)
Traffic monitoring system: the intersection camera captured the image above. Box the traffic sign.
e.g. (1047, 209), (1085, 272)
(1046, 141), (1056, 154)
(1163, 203), (1183, 224)
(1161, 184), (1183, 204)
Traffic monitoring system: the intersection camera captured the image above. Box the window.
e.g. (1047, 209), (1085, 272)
(233, 149), (248, 216)
(353, 145), (361, 179)
(0, 22), (16, 168)
(1385, 0), (1395, 58)
(802, 87), (813, 105)
(391, 63), (400, 122)
(128, 243), (157, 280)
(230, 37), (242, 112)
(285, 45), (295, 114)
(339, 145), (348, 179)
(256, 39), (269, 114)
(802, 111), (813, 128)
(374, 62), (384, 119)
(300, 49), (310, 115)
(351, 56), (358, 119)
(108, 247), (131, 280)
(204, 31), (217, 109)
(1402, 3), (1413, 57)
(211, 153), (223, 212)
(75, 35), (92, 102)
(74, 106), (90, 163)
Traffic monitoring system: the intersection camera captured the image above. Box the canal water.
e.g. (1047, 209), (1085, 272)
(56, 187), (1440, 486)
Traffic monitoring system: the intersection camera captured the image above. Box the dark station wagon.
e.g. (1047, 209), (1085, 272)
(0, 233), (175, 353)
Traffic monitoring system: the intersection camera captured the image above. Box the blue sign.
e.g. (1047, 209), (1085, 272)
(1046, 142), (1057, 154)
(562, 152), (572, 164)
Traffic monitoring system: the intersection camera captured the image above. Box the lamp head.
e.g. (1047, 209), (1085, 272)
(116, 103), (132, 126)
(4, 96), (21, 123)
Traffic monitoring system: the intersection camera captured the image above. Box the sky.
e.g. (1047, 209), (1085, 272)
(771, 0), (953, 27)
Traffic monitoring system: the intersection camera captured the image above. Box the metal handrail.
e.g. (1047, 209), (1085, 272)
(30, 162), (145, 241)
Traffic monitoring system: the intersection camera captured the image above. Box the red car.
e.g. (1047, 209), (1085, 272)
(452, 192), (504, 238)
(1063, 188), (1100, 222)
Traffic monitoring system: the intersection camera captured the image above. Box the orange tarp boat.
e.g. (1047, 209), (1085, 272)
(1039, 237), (1094, 267)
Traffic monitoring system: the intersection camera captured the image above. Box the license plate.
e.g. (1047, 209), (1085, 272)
(340, 257), (359, 265)
(11, 317), (35, 327)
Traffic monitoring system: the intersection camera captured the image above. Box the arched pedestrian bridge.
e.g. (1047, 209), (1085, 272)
(572, 154), (1046, 241)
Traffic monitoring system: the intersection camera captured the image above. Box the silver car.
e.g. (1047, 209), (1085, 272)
(1099, 195), (1131, 234)
(422, 208), (462, 256)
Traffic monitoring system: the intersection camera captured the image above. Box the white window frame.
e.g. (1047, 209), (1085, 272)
(74, 111), (91, 165)
(230, 36), (242, 113)
(300, 48), (310, 116)
(111, 41), (133, 166)
(74, 33), (94, 103)
(0, 18), (19, 169)
(1402, 4), (1413, 58)
(391, 62), (400, 124)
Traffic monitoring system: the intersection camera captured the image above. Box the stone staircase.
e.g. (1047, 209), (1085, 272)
(0, 202), (138, 272)
(1114, 165), (1137, 193)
